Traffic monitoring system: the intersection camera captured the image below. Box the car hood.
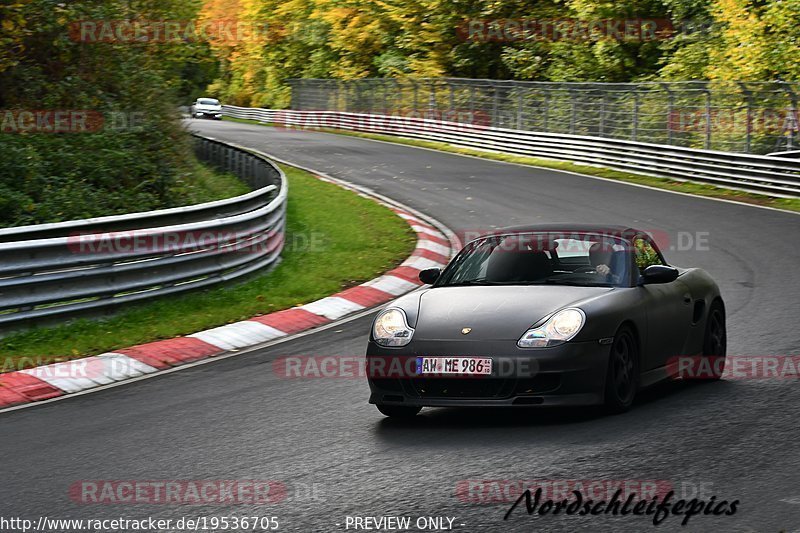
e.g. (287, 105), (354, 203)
(413, 285), (614, 341)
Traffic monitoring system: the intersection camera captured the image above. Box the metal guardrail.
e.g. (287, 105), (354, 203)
(223, 106), (800, 198)
(767, 150), (800, 159)
(0, 134), (287, 333)
(288, 78), (800, 155)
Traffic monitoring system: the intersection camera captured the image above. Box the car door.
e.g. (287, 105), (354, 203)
(634, 235), (694, 370)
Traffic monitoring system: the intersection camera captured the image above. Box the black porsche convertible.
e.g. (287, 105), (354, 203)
(366, 224), (726, 417)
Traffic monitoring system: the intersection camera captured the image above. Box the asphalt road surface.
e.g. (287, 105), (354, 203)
(1, 119), (798, 533)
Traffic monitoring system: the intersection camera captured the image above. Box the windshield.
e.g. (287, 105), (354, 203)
(436, 232), (631, 288)
(197, 98), (220, 105)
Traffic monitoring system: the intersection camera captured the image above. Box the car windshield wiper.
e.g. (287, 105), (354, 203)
(543, 278), (612, 287)
(443, 278), (497, 286)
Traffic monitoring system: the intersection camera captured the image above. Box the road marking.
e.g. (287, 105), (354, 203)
(0, 142), (456, 415)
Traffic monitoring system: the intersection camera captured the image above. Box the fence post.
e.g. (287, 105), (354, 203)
(704, 88), (712, 150)
(449, 82), (455, 115)
(784, 82), (798, 152)
(600, 90), (607, 137)
(736, 82), (753, 153)
(543, 88), (550, 132)
(569, 88), (577, 135)
(660, 83), (675, 145)
(469, 85), (475, 116)
(285, 78), (799, 153)
(492, 82), (500, 128)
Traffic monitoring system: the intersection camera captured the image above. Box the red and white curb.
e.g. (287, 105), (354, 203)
(0, 159), (458, 411)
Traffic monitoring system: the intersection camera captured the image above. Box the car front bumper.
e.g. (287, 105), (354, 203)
(366, 339), (611, 407)
(195, 111), (222, 119)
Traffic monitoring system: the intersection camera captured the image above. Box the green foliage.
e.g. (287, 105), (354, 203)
(0, 0), (221, 227)
(634, 238), (661, 270)
(200, 0), (795, 106)
(0, 164), (416, 361)
(1, 0), (794, 227)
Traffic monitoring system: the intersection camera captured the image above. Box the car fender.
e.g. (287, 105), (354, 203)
(379, 290), (425, 328)
(677, 268), (724, 355)
(570, 288), (647, 348)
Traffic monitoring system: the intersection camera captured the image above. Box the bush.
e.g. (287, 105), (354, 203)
(0, 0), (219, 227)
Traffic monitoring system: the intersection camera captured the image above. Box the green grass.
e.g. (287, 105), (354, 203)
(223, 116), (800, 213)
(0, 164), (416, 369)
(176, 159), (251, 204)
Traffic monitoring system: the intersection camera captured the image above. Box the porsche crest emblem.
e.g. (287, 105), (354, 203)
(461, 327), (472, 335)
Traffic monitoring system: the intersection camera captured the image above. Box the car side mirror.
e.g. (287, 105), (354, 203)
(419, 268), (441, 285)
(639, 265), (679, 285)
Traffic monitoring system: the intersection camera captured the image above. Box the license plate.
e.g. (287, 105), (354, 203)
(416, 357), (492, 375)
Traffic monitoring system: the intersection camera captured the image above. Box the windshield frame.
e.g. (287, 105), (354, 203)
(434, 231), (636, 288)
(197, 98), (220, 106)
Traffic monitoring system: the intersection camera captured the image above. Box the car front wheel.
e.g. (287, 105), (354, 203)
(702, 302), (726, 380)
(603, 325), (639, 414)
(376, 405), (421, 418)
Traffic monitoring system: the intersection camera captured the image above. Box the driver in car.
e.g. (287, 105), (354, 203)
(589, 242), (617, 278)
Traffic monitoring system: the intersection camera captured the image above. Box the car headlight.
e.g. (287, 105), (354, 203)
(517, 308), (586, 348)
(372, 308), (414, 347)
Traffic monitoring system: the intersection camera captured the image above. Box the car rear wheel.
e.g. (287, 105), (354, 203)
(702, 302), (726, 380)
(603, 326), (639, 414)
(376, 405), (421, 418)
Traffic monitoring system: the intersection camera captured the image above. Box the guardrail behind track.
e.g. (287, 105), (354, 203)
(0, 134), (287, 333)
(223, 106), (800, 198)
